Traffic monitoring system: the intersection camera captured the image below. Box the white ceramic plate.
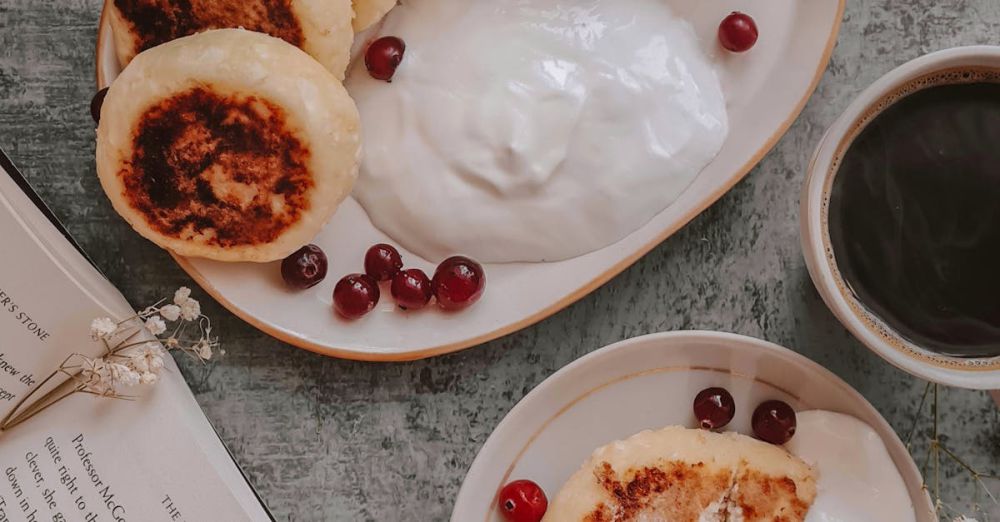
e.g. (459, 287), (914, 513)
(96, 2), (844, 360)
(451, 331), (935, 521)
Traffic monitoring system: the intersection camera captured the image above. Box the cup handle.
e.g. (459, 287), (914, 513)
(992, 390), (1000, 408)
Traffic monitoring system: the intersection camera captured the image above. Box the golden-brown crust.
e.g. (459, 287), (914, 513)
(120, 86), (312, 248)
(543, 428), (817, 522)
(572, 458), (813, 521)
(584, 461), (733, 522)
(113, 0), (305, 54)
(733, 469), (812, 522)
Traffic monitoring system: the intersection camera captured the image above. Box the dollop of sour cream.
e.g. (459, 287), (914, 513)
(787, 410), (917, 522)
(346, 0), (728, 262)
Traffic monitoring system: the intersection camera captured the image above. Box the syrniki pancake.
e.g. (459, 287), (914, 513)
(96, 29), (361, 263)
(543, 426), (817, 522)
(107, 0), (354, 78)
(351, 0), (397, 31)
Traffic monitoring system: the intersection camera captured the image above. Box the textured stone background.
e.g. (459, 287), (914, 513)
(2, 1), (999, 520)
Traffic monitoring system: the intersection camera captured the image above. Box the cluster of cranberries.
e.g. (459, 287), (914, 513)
(693, 386), (797, 445)
(280, 243), (485, 319)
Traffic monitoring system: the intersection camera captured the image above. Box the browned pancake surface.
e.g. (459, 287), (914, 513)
(121, 86), (312, 248)
(585, 461), (733, 522)
(114, 0), (304, 53)
(733, 468), (811, 522)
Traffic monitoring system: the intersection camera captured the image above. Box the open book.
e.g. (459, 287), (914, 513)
(0, 149), (272, 521)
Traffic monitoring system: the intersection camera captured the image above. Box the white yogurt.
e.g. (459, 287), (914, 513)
(346, 0), (728, 262)
(788, 410), (917, 522)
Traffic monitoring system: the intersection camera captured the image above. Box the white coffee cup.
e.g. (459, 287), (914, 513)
(801, 46), (1000, 389)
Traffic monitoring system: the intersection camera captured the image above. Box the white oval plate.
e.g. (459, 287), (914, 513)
(451, 331), (934, 521)
(96, 2), (844, 360)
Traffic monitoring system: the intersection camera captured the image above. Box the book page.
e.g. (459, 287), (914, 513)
(0, 161), (271, 520)
(0, 173), (115, 421)
(0, 375), (263, 522)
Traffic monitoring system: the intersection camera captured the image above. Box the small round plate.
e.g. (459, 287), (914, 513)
(96, 2), (844, 360)
(451, 331), (934, 521)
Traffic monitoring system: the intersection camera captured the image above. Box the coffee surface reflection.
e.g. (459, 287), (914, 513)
(829, 79), (1000, 358)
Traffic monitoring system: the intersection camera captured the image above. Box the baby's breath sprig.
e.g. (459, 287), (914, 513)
(906, 383), (999, 522)
(0, 287), (219, 432)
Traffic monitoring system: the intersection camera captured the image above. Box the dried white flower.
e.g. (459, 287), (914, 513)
(129, 344), (165, 374)
(180, 298), (201, 321)
(79, 357), (113, 395)
(108, 362), (140, 387)
(194, 340), (213, 361)
(173, 286), (192, 305)
(1, 287), (226, 433)
(160, 304), (181, 322)
(144, 315), (166, 336)
(89, 317), (118, 341)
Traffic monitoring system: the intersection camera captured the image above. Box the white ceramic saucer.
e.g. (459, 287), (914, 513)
(451, 331), (934, 521)
(96, 2), (844, 360)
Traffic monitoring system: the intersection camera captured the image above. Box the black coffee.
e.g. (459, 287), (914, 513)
(828, 78), (1000, 358)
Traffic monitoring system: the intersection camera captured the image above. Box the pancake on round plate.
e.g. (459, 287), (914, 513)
(543, 426), (817, 522)
(96, 28), (361, 263)
(351, 0), (397, 31)
(107, 0), (354, 78)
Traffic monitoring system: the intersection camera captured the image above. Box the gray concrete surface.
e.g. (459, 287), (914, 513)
(1, 0), (998, 520)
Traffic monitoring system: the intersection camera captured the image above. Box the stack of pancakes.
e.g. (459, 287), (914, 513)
(97, 0), (399, 262)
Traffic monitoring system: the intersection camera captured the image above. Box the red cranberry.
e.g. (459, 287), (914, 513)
(751, 400), (797, 445)
(693, 387), (735, 430)
(718, 12), (758, 53)
(280, 244), (328, 289)
(432, 256), (485, 311)
(498, 480), (547, 522)
(365, 36), (406, 82)
(333, 274), (380, 319)
(91, 87), (109, 124)
(391, 268), (433, 310)
(364, 243), (404, 281)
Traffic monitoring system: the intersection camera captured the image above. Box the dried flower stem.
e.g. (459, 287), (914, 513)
(905, 381), (933, 448)
(0, 287), (218, 434)
(3, 380), (79, 431)
(0, 353), (77, 429)
(909, 383), (999, 521)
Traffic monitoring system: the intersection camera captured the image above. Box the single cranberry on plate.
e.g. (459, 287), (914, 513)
(280, 244), (328, 289)
(391, 268), (433, 310)
(718, 11), (758, 53)
(432, 255), (485, 311)
(364, 243), (404, 281)
(693, 387), (735, 430)
(365, 36), (406, 82)
(91, 87), (109, 124)
(751, 399), (797, 445)
(333, 274), (380, 319)
(498, 480), (547, 522)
